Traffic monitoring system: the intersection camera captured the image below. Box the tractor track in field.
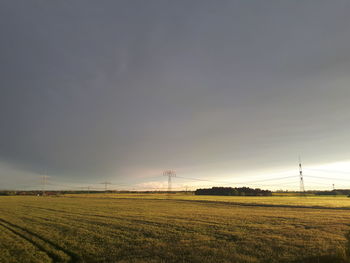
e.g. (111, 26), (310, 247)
(21, 205), (220, 240)
(64, 196), (350, 211)
(0, 220), (57, 262)
(102, 197), (350, 211)
(0, 218), (82, 263)
(169, 199), (350, 211)
(23, 205), (219, 229)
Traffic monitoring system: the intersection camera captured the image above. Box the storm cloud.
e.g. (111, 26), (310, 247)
(1, 1), (350, 186)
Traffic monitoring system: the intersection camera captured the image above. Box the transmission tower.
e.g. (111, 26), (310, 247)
(163, 170), (176, 193)
(299, 157), (305, 193)
(41, 175), (49, 196)
(100, 182), (112, 192)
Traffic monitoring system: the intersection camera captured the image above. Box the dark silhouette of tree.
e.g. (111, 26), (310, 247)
(195, 187), (272, 196)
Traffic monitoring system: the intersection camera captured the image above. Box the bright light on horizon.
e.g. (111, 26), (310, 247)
(2, 160), (350, 192)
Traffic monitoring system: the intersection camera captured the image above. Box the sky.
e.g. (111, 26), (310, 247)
(1, 1), (350, 191)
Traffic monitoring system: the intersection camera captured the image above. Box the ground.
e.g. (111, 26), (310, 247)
(0, 194), (349, 263)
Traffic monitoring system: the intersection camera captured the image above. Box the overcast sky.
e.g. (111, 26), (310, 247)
(1, 1), (350, 190)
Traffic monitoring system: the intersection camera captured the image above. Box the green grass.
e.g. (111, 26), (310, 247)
(0, 194), (349, 263)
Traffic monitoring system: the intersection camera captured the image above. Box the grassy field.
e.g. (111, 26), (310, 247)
(0, 194), (349, 263)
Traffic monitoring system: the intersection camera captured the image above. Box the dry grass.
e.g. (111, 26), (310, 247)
(0, 194), (349, 263)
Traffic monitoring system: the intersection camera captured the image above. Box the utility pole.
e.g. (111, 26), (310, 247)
(163, 170), (176, 193)
(299, 156), (305, 193)
(100, 182), (112, 192)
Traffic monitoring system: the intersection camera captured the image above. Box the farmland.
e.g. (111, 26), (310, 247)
(0, 194), (349, 263)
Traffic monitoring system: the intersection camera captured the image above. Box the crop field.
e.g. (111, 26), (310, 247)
(0, 194), (349, 263)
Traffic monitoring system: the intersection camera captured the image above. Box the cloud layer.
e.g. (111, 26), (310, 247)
(1, 1), (350, 185)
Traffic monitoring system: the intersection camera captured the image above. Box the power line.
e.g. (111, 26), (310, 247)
(176, 175), (297, 185)
(13, 160), (350, 192)
(305, 168), (350, 175)
(304, 175), (350, 182)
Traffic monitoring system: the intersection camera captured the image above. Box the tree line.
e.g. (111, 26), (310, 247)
(195, 187), (272, 196)
(314, 189), (350, 196)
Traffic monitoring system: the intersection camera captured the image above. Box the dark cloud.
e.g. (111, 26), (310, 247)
(1, 1), (350, 184)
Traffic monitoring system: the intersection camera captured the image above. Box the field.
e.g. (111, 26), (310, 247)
(0, 194), (349, 263)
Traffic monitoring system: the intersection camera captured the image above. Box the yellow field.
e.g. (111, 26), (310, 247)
(69, 193), (350, 209)
(0, 194), (349, 263)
